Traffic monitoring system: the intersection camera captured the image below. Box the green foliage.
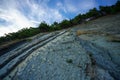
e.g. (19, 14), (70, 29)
(59, 20), (72, 28)
(53, 21), (58, 26)
(0, 27), (40, 44)
(99, 1), (120, 14)
(86, 8), (100, 18)
(115, 1), (120, 11)
(17, 27), (39, 39)
(49, 22), (62, 31)
(72, 14), (83, 25)
(0, 36), (6, 44)
(99, 6), (111, 14)
(38, 21), (50, 32)
(66, 59), (73, 63)
(0, 1), (120, 44)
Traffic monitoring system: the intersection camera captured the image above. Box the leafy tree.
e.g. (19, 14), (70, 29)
(99, 6), (112, 14)
(1, 1), (120, 44)
(38, 21), (50, 32)
(0, 36), (6, 44)
(114, 1), (120, 12)
(53, 22), (58, 26)
(99, 1), (120, 14)
(59, 20), (72, 28)
(17, 27), (40, 39)
(49, 21), (61, 31)
(86, 8), (100, 18)
(72, 14), (83, 25)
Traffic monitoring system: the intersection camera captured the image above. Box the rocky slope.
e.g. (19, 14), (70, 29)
(0, 14), (120, 80)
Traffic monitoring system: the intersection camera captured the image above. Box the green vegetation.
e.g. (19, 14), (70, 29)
(39, 21), (50, 32)
(100, 1), (120, 14)
(0, 1), (120, 44)
(107, 35), (120, 42)
(0, 27), (40, 44)
(66, 59), (73, 63)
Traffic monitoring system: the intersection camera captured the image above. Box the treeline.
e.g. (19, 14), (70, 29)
(0, 1), (120, 44)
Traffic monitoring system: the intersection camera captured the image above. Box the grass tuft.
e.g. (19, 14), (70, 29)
(107, 35), (120, 42)
(76, 30), (88, 36)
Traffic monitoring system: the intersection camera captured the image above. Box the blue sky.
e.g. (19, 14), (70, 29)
(0, 0), (117, 36)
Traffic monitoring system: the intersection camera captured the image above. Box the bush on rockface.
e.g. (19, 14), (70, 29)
(0, 1), (120, 44)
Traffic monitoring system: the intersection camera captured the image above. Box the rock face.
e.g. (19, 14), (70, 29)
(0, 14), (120, 80)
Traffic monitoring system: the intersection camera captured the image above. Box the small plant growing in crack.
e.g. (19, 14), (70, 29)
(89, 53), (96, 65)
(26, 38), (32, 42)
(67, 46), (71, 49)
(66, 59), (73, 63)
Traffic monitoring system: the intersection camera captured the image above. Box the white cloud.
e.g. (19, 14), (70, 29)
(0, 0), (98, 36)
(56, 2), (67, 13)
(78, 0), (97, 13)
(0, 26), (18, 36)
(65, 1), (77, 12)
(0, 1), (35, 36)
(64, 0), (97, 13)
(0, 0), (64, 36)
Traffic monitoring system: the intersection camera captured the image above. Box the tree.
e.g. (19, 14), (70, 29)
(99, 1), (120, 15)
(86, 8), (100, 18)
(38, 21), (50, 32)
(59, 20), (72, 28)
(72, 14), (83, 25)
(115, 1), (120, 12)
(53, 22), (58, 26)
